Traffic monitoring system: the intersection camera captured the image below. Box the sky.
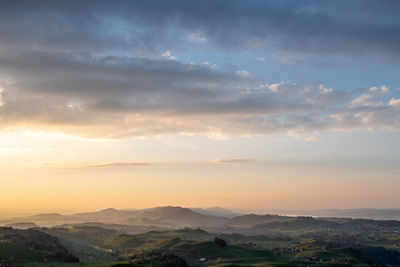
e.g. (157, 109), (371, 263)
(0, 0), (400, 213)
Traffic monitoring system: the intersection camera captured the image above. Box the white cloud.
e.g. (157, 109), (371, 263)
(162, 50), (177, 60)
(388, 98), (400, 107)
(202, 61), (217, 70)
(351, 94), (383, 107)
(318, 84), (334, 94)
(66, 100), (83, 111)
(304, 135), (319, 142)
(206, 132), (228, 141)
(268, 82), (285, 93)
(188, 32), (207, 43)
(370, 85), (389, 94)
(255, 57), (265, 62)
(381, 85), (389, 94)
(236, 70), (249, 77)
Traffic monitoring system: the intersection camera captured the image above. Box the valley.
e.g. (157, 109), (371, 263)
(1, 206), (400, 266)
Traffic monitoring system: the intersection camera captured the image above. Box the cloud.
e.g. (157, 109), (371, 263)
(388, 98), (400, 107)
(351, 94), (384, 107)
(0, 51), (399, 138)
(0, 1), (400, 139)
(0, 87), (4, 107)
(188, 32), (207, 43)
(213, 158), (257, 164)
(236, 70), (249, 77)
(304, 136), (319, 142)
(1, 0), (400, 63)
(82, 162), (150, 168)
(370, 85), (389, 94)
(162, 51), (177, 61)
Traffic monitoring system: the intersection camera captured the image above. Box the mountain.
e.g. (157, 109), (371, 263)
(5, 222), (38, 229)
(310, 208), (400, 220)
(0, 206), (230, 229)
(0, 212), (79, 227)
(207, 213), (400, 236)
(264, 208), (400, 220)
(130, 206), (230, 228)
(190, 207), (241, 218)
(2, 206), (400, 235)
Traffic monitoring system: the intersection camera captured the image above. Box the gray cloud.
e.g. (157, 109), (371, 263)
(213, 158), (257, 164)
(1, 0), (400, 61)
(0, 51), (399, 138)
(83, 162), (150, 168)
(0, 1), (400, 138)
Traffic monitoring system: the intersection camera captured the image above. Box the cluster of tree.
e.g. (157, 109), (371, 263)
(158, 253), (187, 267)
(214, 237), (227, 247)
(0, 227), (79, 263)
(359, 246), (400, 267)
(128, 250), (187, 267)
(315, 233), (400, 267)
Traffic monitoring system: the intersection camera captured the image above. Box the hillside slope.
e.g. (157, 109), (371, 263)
(0, 227), (79, 264)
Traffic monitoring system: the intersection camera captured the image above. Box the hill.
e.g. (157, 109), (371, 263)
(5, 222), (38, 229)
(0, 206), (230, 229)
(0, 227), (79, 264)
(264, 208), (400, 221)
(26, 223), (400, 266)
(190, 207), (241, 218)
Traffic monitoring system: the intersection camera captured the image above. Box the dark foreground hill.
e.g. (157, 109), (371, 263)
(34, 225), (400, 266)
(0, 226), (79, 265)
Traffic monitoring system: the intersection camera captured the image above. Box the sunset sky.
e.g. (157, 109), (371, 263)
(1, 0), (400, 213)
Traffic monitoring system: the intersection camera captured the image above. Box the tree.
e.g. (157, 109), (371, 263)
(214, 237), (227, 247)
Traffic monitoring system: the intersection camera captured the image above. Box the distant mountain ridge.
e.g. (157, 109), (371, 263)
(0, 206), (230, 228)
(190, 207), (241, 218)
(1, 206), (400, 232)
(5, 222), (39, 229)
(263, 208), (400, 221)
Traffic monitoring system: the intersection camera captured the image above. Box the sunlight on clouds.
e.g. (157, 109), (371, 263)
(0, 128), (115, 169)
(388, 98), (400, 107)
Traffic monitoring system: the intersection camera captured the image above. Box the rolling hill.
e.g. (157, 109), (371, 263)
(0, 227), (79, 264)
(0, 206), (230, 229)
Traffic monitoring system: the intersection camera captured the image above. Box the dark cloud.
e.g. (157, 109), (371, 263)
(0, 1), (400, 138)
(0, 51), (399, 138)
(1, 0), (400, 60)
